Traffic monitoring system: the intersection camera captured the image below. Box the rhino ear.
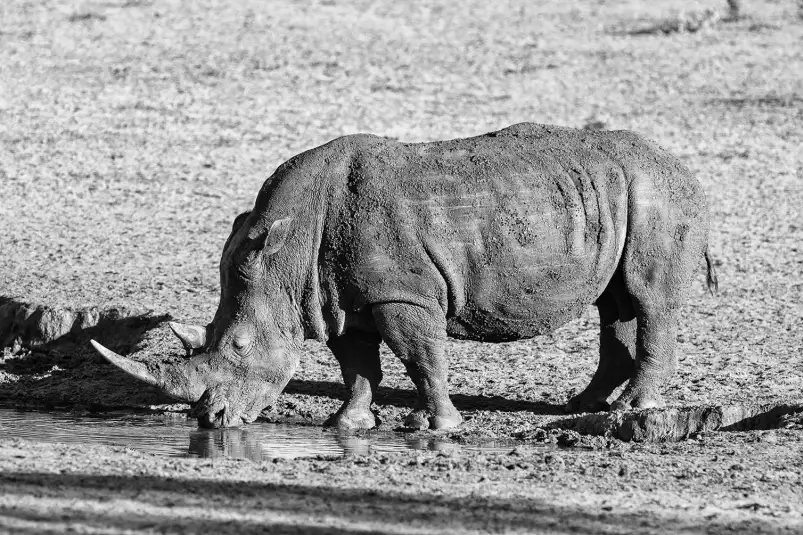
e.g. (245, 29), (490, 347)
(222, 211), (252, 253)
(261, 217), (293, 255)
(231, 211), (251, 233)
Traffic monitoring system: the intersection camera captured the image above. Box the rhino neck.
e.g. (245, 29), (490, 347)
(269, 244), (329, 345)
(250, 160), (333, 345)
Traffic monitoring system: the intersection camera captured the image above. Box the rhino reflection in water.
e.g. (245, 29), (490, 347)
(92, 123), (717, 429)
(188, 428), (261, 460)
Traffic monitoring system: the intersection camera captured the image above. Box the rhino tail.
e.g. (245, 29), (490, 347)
(704, 246), (719, 296)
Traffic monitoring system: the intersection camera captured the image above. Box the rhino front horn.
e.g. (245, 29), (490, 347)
(169, 322), (207, 355)
(90, 340), (202, 402)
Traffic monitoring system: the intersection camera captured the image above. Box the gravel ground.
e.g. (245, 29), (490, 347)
(1, 0), (802, 532)
(1, 433), (802, 534)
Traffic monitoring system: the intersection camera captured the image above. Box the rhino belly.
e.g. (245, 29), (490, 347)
(444, 257), (603, 342)
(430, 168), (626, 342)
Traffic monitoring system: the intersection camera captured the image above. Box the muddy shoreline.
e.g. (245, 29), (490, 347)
(2, 300), (801, 445)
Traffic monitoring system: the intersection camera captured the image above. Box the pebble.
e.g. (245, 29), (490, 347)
(544, 454), (566, 471)
(759, 431), (778, 443)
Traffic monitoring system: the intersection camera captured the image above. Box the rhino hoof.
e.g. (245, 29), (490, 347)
(403, 410), (462, 430)
(324, 409), (377, 430)
(429, 413), (463, 430)
(403, 410), (431, 430)
(610, 393), (665, 412)
(564, 395), (611, 414)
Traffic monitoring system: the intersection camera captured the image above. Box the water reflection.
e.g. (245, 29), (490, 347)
(0, 409), (514, 461)
(405, 437), (462, 454)
(189, 428), (263, 460)
(186, 426), (375, 460)
(335, 434), (372, 457)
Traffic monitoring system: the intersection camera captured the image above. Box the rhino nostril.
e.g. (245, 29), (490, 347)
(214, 408), (226, 424)
(197, 414), (216, 429)
(197, 407), (226, 429)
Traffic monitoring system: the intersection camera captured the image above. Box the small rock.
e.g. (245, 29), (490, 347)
(583, 119), (608, 131)
(759, 431), (778, 443)
(544, 454), (566, 471)
(556, 430), (581, 447)
(512, 427), (548, 442)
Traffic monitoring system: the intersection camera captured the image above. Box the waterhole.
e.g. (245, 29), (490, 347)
(0, 409), (515, 461)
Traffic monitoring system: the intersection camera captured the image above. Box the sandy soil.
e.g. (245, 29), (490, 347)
(1, 0), (802, 532)
(1, 433), (802, 534)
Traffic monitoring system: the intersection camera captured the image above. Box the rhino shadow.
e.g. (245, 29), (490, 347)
(0, 296), (171, 408)
(284, 379), (566, 415)
(0, 470), (784, 535)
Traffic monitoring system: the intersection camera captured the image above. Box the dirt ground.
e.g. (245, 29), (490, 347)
(1, 432), (803, 534)
(1, 0), (802, 533)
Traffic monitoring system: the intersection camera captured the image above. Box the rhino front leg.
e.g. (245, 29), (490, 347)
(566, 291), (636, 413)
(372, 302), (462, 430)
(325, 330), (383, 430)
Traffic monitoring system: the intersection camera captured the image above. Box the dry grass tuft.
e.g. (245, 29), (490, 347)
(726, 0), (743, 20)
(708, 95), (803, 110)
(67, 11), (107, 23)
(746, 21), (783, 32)
(627, 8), (724, 36)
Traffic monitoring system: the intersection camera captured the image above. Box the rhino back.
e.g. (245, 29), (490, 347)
(323, 126), (632, 342)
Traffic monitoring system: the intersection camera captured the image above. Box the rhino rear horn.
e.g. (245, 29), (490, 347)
(169, 322), (208, 355)
(90, 340), (203, 402)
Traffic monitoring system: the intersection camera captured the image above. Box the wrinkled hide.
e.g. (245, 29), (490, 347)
(95, 123), (715, 428)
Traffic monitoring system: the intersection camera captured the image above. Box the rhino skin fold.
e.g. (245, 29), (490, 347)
(93, 123), (717, 429)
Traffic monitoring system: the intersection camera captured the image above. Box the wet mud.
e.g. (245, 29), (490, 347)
(0, 408), (516, 461)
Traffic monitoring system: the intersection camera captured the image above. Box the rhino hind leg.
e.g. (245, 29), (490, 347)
(372, 302), (463, 430)
(324, 330), (383, 430)
(610, 213), (708, 411)
(565, 286), (636, 413)
(609, 305), (680, 411)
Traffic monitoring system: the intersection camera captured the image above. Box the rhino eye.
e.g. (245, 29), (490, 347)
(232, 335), (250, 351)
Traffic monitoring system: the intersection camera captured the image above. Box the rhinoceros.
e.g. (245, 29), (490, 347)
(92, 123), (717, 429)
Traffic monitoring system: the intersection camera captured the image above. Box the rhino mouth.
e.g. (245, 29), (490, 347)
(194, 406), (249, 429)
(190, 390), (276, 429)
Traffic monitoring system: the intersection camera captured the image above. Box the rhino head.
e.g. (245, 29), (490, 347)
(91, 213), (302, 428)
